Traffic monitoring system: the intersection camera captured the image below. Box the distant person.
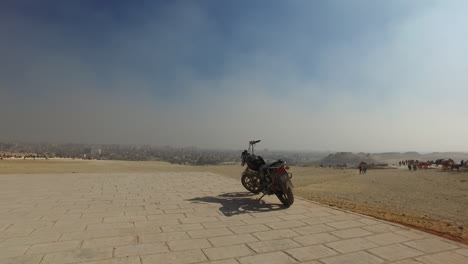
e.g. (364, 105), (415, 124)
(461, 160), (464, 166)
(362, 165), (367, 174)
(408, 163), (411, 170)
(358, 164), (362, 174)
(412, 164), (417, 171)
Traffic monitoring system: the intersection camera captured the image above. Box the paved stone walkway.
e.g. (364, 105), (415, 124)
(0, 172), (467, 264)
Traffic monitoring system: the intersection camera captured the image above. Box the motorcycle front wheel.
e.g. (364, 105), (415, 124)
(276, 187), (294, 207)
(241, 173), (261, 194)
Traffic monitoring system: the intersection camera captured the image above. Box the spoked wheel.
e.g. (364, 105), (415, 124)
(241, 173), (261, 194)
(276, 187), (294, 207)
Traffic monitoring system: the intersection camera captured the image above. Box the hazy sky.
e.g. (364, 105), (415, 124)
(1, 0), (467, 152)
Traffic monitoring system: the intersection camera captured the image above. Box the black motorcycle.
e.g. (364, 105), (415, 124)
(241, 140), (294, 207)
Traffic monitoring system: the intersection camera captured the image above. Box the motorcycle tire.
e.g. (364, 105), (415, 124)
(241, 173), (261, 194)
(276, 187), (294, 207)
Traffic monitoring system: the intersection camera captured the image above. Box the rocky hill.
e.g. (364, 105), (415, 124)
(319, 152), (378, 166)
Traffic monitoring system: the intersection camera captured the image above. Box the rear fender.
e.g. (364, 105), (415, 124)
(278, 172), (293, 193)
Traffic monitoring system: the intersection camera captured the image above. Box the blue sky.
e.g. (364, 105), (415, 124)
(1, 0), (467, 151)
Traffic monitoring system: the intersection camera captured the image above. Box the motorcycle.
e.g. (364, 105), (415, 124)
(240, 140), (294, 207)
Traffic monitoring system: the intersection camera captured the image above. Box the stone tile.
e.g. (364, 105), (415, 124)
(229, 224), (270, 234)
(327, 220), (366, 229)
(27, 240), (81, 254)
(147, 213), (185, 220)
(247, 238), (301, 253)
(249, 211), (287, 218)
(266, 220), (307, 230)
(148, 204), (180, 210)
(278, 214), (310, 221)
(217, 214), (254, 221)
(103, 216), (147, 223)
(209, 234), (258, 247)
(1, 234), (61, 246)
(237, 251), (297, 264)
(0, 245), (30, 259)
(368, 244), (424, 261)
(41, 247), (113, 264)
(394, 229), (429, 240)
(364, 232), (410, 245)
(416, 251), (468, 264)
(139, 231), (189, 243)
(326, 214), (361, 221)
(180, 216), (220, 224)
(202, 220), (245, 228)
(330, 227), (374, 238)
(326, 238), (379, 253)
(389, 260), (424, 264)
(0, 227), (36, 238)
(189, 208), (223, 217)
(86, 222), (134, 231)
(134, 219), (180, 228)
(60, 228), (137, 241)
(199, 259), (240, 264)
(292, 224), (336, 235)
(321, 250), (384, 264)
(79, 256), (141, 264)
(162, 223), (205, 232)
(141, 249), (207, 264)
(286, 245), (338, 261)
(284, 208), (310, 215)
(125, 210), (164, 216)
(252, 229), (300, 241)
(163, 208), (195, 214)
(304, 211), (335, 218)
(1, 253), (44, 264)
(456, 248), (468, 257)
(356, 218), (381, 225)
(403, 238), (459, 253)
(168, 238), (212, 251)
(292, 232), (340, 246)
(82, 235), (137, 248)
(203, 244), (253, 260)
(301, 217), (334, 225)
(134, 225), (164, 234)
(114, 242), (169, 257)
(242, 216), (283, 225)
(188, 227), (234, 238)
(362, 223), (402, 233)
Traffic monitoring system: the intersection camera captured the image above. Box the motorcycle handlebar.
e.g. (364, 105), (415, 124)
(249, 140), (261, 145)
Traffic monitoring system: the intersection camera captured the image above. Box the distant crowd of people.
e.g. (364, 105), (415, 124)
(398, 159), (466, 171)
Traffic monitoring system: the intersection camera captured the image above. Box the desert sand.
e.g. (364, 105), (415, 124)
(1, 159), (467, 244)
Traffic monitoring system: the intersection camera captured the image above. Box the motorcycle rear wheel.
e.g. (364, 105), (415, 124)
(276, 187), (294, 207)
(241, 173), (261, 194)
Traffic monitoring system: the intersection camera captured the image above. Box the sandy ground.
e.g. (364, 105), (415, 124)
(1, 159), (467, 244)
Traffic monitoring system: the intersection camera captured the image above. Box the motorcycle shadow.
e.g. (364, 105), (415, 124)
(188, 192), (286, 216)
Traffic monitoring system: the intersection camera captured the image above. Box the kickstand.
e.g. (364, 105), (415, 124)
(258, 194), (266, 200)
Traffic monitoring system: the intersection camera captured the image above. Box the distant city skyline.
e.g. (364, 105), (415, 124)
(1, 1), (467, 152)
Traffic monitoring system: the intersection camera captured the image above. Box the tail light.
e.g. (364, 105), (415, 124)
(277, 165), (286, 174)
